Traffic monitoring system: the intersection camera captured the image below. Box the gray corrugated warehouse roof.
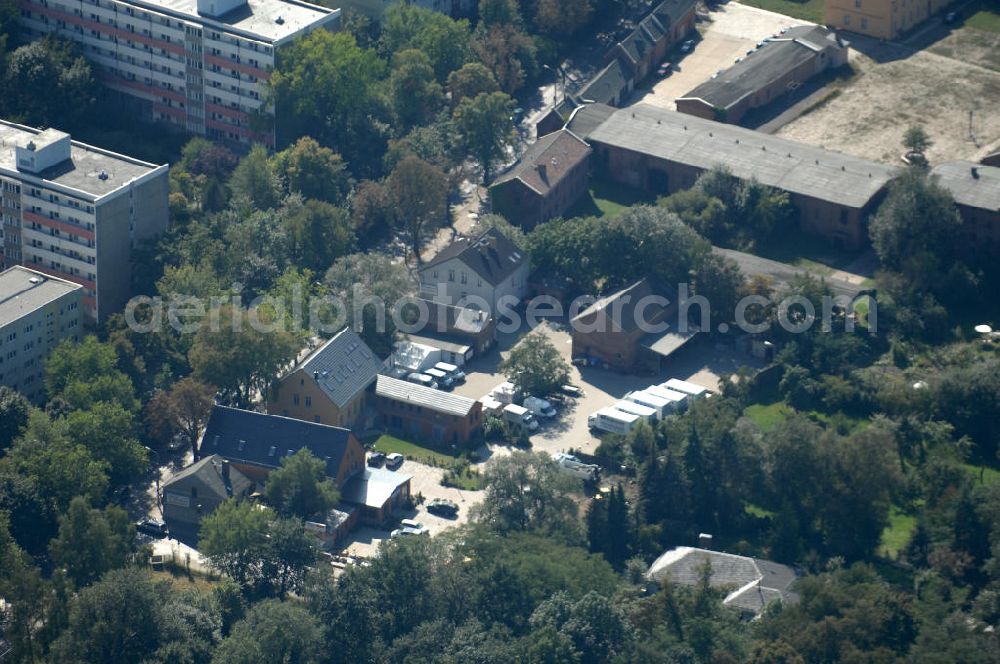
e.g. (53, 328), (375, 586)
(678, 26), (843, 111)
(564, 103), (618, 140)
(0, 266), (81, 328)
(375, 375), (477, 417)
(931, 161), (1000, 211)
(588, 104), (896, 208)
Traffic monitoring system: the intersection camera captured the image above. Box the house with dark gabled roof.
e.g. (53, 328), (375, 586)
(418, 226), (530, 317)
(200, 406), (367, 487)
(267, 327), (382, 430)
(605, 0), (697, 82)
(161, 454), (254, 543)
(490, 129), (593, 229)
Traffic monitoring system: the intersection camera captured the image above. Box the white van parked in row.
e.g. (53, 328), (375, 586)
(523, 395), (557, 419)
(504, 403), (539, 434)
(588, 407), (640, 435)
(613, 400), (657, 425)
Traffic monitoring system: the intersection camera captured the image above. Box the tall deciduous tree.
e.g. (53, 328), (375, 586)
(387, 155), (448, 259)
(45, 335), (139, 413)
(535, 0), (593, 35)
(281, 197), (355, 273)
(273, 136), (352, 205)
(454, 91), (515, 182)
(263, 448), (339, 520)
(0, 386), (30, 453)
(48, 496), (135, 589)
(213, 599), (324, 664)
(499, 331), (571, 398)
(447, 62), (499, 107)
(388, 48), (444, 130)
(229, 144), (282, 210)
(380, 3), (471, 80)
(144, 377), (216, 458)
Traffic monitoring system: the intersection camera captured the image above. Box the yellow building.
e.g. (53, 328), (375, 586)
(824, 0), (951, 39)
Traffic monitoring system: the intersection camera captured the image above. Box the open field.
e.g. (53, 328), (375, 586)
(736, 0), (824, 23)
(777, 33), (1000, 163)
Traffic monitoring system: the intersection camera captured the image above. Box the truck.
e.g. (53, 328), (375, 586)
(424, 367), (454, 390)
(588, 407), (640, 435)
(646, 385), (690, 413)
(625, 390), (671, 419)
(478, 395), (504, 417)
(504, 403), (539, 434)
(552, 452), (600, 483)
(523, 395), (557, 419)
(663, 379), (709, 401)
(434, 361), (466, 383)
(613, 400), (657, 425)
(491, 381), (518, 404)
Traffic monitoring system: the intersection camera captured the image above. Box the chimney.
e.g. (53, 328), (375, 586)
(222, 459), (233, 496)
(313, 370), (320, 380)
(536, 163), (547, 182)
(972, 167), (980, 179)
(698, 533), (713, 550)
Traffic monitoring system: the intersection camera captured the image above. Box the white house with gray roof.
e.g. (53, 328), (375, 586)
(267, 327), (382, 429)
(418, 227), (529, 317)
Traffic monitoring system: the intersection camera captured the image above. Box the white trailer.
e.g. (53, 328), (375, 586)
(626, 390), (671, 419)
(588, 407), (640, 435)
(478, 395), (504, 417)
(644, 385), (689, 413)
(663, 378), (709, 400)
(613, 400), (657, 425)
(504, 403), (539, 434)
(552, 452), (600, 483)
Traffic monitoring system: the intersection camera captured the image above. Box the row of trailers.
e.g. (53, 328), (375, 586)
(587, 378), (710, 435)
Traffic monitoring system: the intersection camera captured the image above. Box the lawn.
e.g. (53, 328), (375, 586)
(736, 0), (825, 23)
(373, 435), (460, 467)
(878, 506), (917, 559)
(754, 227), (854, 274)
(963, 463), (1000, 485)
(965, 1), (1000, 34)
(744, 401), (793, 432)
(442, 467), (485, 490)
(564, 178), (657, 219)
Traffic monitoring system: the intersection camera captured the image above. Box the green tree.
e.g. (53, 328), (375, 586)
(143, 377), (216, 459)
(903, 124), (933, 156)
(388, 48), (444, 129)
(188, 304), (301, 408)
(447, 62), (499, 107)
(263, 448), (339, 519)
(45, 335), (139, 412)
(273, 136), (351, 205)
(472, 24), (535, 94)
(2, 37), (95, 127)
(692, 253), (744, 329)
(199, 499), (272, 589)
(212, 599), (323, 664)
(387, 155), (449, 259)
(349, 179), (395, 246)
(535, 0), (593, 35)
(229, 144), (282, 210)
(380, 3), (471, 80)
(269, 30), (386, 174)
(48, 496), (135, 588)
(282, 197), (355, 272)
(0, 385), (30, 452)
(499, 331), (571, 397)
(454, 91), (515, 182)
(64, 402), (147, 487)
(475, 451), (581, 541)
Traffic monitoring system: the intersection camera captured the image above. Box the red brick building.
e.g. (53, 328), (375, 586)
(374, 375), (483, 447)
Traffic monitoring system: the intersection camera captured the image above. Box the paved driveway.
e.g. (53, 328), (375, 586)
(633, 3), (810, 111)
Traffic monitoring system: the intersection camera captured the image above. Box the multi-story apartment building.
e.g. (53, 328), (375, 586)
(0, 120), (169, 322)
(824, 0), (951, 40)
(18, 0), (339, 147)
(0, 265), (83, 400)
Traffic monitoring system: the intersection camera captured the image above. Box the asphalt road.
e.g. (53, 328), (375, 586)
(715, 247), (868, 299)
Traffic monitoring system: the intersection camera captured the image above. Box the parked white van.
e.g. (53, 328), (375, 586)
(523, 395), (557, 418)
(504, 403), (539, 433)
(406, 372), (438, 390)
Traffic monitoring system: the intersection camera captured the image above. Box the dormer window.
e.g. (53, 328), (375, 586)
(268, 446), (276, 457)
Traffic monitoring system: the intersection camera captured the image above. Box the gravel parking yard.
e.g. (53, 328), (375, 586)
(633, 3), (810, 111)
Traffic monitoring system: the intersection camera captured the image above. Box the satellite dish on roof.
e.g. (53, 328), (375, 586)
(975, 324), (993, 335)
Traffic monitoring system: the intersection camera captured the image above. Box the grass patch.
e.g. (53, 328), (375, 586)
(965, 1), (1000, 34)
(745, 401), (793, 432)
(373, 435), (460, 467)
(442, 467), (485, 491)
(962, 463), (1000, 485)
(565, 178), (656, 219)
(745, 503), (776, 519)
(878, 506), (917, 559)
(736, 0), (825, 23)
(754, 227), (853, 272)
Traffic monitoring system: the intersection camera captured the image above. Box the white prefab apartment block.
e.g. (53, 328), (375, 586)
(0, 266), (83, 400)
(18, 0), (339, 147)
(0, 121), (169, 322)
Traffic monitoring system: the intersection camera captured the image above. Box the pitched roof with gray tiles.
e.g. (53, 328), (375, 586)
(931, 161), (1000, 212)
(647, 546), (798, 615)
(421, 227), (528, 287)
(296, 328), (381, 408)
(589, 104), (896, 208)
(577, 59), (631, 106)
(571, 277), (667, 333)
(341, 467), (411, 509)
(493, 129), (592, 197)
(162, 454), (254, 524)
(201, 406), (356, 478)
(564, 103), (619, 140)
(375, 375), (478, 417)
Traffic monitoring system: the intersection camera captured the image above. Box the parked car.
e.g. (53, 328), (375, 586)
(434, 362), (465, 383)
(427, 498), (459, 517)
(407, 373), (439, 390)
(136, 519), (168, 539)
(523, 395), (557, 419)
(400, 518), (425, 531)
(424, 368), (455, 390)
(385, 453), (404, 470)
(368, 452), (386, 467)
(680, 39), (695, 53)
(656, 61), (672, 77)
(944, 11), (958, 24)
(390, 526), (428, 538)
(560, 384), (583, 398)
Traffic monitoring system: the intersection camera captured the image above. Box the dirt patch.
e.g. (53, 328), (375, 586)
(928, 27), (1000, 72)
(776, 46), (1000, 163)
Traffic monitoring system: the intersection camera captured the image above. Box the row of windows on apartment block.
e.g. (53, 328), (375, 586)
(2, 307), (79, 342)
(12, 188), (96, 216)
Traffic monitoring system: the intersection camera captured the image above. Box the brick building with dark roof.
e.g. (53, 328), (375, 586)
(931, 161), (1000, 258)
(200, 406), (366, 486)
(490, 129), (593, 229)
(161, 454), (255, 543)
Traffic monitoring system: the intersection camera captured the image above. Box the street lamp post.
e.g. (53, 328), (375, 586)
(542, 64), (566, 107)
